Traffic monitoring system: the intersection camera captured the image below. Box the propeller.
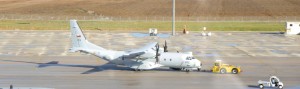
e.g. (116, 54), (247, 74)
(155, 43), (160, 63)
(163, 40), (168, 52)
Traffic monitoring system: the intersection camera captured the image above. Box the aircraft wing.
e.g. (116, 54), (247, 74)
(123, 51), (146, 58)
(125, 42), (158, 59)
(69, 47), (89, 53)
(124, 58), (163, 70)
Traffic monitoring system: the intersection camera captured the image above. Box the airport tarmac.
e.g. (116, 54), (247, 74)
(0, 30), (300, 89)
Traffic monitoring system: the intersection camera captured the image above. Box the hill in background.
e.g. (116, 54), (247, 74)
(1, 0), (300, 17)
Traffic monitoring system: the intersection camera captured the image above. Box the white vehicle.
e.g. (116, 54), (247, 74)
(68, 20), (201, 72)
(258, 76), (284, 89)
(149, 28), (158, 36)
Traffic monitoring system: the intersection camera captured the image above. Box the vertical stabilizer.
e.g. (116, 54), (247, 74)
(69, 20), (106, 53)
(70, 20), (87, 49)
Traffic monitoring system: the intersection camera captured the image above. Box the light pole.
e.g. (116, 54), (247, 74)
(172, 0), (176, 36)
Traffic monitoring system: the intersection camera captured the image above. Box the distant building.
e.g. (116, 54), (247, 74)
(286, 22), (300, 35)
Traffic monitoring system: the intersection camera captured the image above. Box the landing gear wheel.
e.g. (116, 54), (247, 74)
(220, 68), (226, 74)
(197, 68), (201, 71)
(278, 85), (283, 89)
(134, 69), (142, 71)
(259, 84), (264, 89)
(232, 68), (238, 74)
(185, 69), (190, 72)
(170, 67), (181, 71)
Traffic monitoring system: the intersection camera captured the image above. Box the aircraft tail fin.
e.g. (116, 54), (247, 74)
(69, 20), (105, 53)
(70, 20), (88, 51)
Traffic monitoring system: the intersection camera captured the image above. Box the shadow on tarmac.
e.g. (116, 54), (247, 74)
(247, 85), (300, 89)
(0, 59), (132, 74)
(0, 59), (214, 74)
(247, 85), (259, 89)
(260, 32), (284, 35)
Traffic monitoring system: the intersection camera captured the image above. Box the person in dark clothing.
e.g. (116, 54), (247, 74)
(10, 85), (13, 89)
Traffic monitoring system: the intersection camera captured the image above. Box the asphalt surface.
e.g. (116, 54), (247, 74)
(0, 30), (299, 89)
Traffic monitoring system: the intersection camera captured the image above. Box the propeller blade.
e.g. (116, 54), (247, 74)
(164, 40), (168, 52)
(155, 43), (159, 63)
(157, 44), (159, 52)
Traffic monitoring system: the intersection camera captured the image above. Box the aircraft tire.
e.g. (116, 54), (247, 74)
(197, 68), (201, 71)
(185, 69), (190, 72)
(134, 69), (142, 71)
(170, 67), (181, 71)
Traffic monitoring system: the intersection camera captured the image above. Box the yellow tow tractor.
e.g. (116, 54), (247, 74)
(212, 60), (242, 74)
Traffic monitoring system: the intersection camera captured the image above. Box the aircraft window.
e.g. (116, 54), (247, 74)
(164, 59), (166, 61)
(290, 24), (293, 26)
(186, 57), (192, 60)
(170, 59), (172, 61)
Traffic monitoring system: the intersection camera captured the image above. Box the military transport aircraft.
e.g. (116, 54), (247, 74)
(69, 20), (201, 72)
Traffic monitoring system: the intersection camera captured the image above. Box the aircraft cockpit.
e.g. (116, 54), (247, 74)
(186, 57), (196, 60)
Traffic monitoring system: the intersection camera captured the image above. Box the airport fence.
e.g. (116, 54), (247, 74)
(1, 14), (300, 22)
(0, 14), (297, 31)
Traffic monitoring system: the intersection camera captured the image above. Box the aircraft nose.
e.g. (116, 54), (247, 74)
(194, 59), (201, 67)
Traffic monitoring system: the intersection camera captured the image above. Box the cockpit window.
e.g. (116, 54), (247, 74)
(186, 57), (192, 60)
